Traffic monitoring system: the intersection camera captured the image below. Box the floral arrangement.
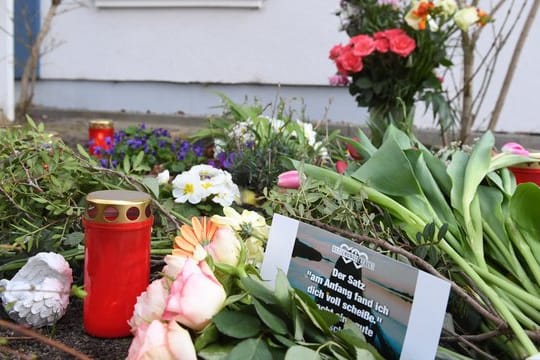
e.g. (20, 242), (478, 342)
(193, 96), (335, 194)
(126, 209), (382, 359)
(330, 0), (489, 143)
(95, 124), (206, 175)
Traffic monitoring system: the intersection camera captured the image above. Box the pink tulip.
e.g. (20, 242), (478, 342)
(162, 259), (226, 331)
(129, 278), (170, 333)
(502, 142), (529, 156)
(127, 320), (196, 360)
(205, 226), (241, 266)
(277, 170), (301, 189)
(336, 160), (348, 174)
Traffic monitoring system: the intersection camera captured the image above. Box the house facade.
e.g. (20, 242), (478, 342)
(1, 0), (539, 134)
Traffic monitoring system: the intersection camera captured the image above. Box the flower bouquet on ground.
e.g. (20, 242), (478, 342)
(126, 209), (382, 359)
(191, 96), (336, 195)
(330, 0), (489, 145)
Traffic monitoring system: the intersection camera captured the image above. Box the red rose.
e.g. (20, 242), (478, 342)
(349, 35), (376, 57)
(388, 33), (416, 57)
(373, 32), (390, 53)
(329, 44), (344, 60)
(382, 28), (407, 38)
(336, 48), (363, 74)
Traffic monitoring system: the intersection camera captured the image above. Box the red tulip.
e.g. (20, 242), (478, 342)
(345, 137), (362, 160)
(336, 160), (348, 174)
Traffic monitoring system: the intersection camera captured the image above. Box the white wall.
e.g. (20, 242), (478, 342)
(0, 0), (14, 121)
(32, 0), (540, 134)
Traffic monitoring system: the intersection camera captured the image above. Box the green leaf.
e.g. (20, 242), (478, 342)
(213, 310), (262, 339)
(285, 346), (321, 360)
(226, 338), (272, 360)
(509, 183), (540, 265)
(274, 270), (293, 312)
(198, 343), (235, 360)
(141, 176), (160, 199)
(253, 299), (289, 335)
(295, 290), (338, 334)
(123, 156), (131, 174)
(240, 276), (277, 305)
(133, 151), (145, 169)
(195, 323), (220, 351)
(63, 232), (84, 247)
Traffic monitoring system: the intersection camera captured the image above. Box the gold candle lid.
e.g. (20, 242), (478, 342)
(84, 190), (152, 224)
(89, 119), (114, 129)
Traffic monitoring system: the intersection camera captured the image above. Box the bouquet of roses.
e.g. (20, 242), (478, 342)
(329, 0), (489, 144)
(126, 208), (382, 359)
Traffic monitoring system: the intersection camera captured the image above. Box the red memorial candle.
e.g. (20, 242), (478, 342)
(82, 190), (153, 338)
(88, 119), (114, 156)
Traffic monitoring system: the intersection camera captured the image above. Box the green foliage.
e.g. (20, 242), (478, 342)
(98, 124), (207, 175)
(192, 95), (336, 193)
(0, 120), (177, 277)
(196, 271), (383, 360)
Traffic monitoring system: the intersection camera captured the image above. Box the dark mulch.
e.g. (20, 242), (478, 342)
(0, 298), (131, 359)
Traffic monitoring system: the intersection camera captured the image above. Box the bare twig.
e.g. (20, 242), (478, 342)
(441, 329), (499, 360)
(488, 0), (540, 130)
(0, 319), (91, 360)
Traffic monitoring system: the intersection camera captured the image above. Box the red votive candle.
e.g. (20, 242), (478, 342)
(82, 190), (153, 338)
(88, 119), (114, 156)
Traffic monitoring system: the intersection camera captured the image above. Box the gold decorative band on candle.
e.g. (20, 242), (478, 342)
(89, 119), (114, 130)
(84, 190), (152, 224)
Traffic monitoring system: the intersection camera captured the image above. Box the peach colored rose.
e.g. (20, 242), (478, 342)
(162, 254), (188, 279)
(205, 226), (241, 266)
(127, 320), (196, 360)
(129, 278), (169, 332)
(162, 259), (226, 331)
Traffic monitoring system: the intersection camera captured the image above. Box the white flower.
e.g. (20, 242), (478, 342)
(212, 207), (269, 241)
(454, 7), (479, 31)
(297, 120), (318, 147)
(213, 138), (226, 155)
(156, 170), (170, 185)
(435, 0), (457, 17)
(128, 278), (169, 332)
(189, 164), (221, 178)
(231, 120), (256, 144)
(171, 172), (205, 204)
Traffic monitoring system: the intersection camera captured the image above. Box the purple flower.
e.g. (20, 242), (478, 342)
(377, 0), (399, 5)
(139, 123), (147, 130)
(193, 143), (204, 157)
(158, 140), (168, 149)
(99, 158), (109, 168)
(328, 74), (350, 86)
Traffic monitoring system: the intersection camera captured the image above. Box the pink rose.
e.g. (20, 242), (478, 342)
(373, 32), (390, 53)
(335, 49), (363, 74)
(127, 320), (196, 360)
(205, 226), (241, 266)
(129, 278), (170, 333)
(277, 170), (301, 189)
(329, 44), (344, 60)
(162, 259), (226, 331)
(349, 34), (376, 57)
(162, 254), (188, 279)
(388, 33), (416, 57)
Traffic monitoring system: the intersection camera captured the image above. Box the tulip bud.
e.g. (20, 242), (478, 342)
(277, 170), (301, 189)
(336, 160), (348, 174)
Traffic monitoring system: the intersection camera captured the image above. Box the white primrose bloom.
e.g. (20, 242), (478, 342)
(259, 116), (285, 132)
(173, 165), (240, 207)
(171, 172), (205, 204)
(213, 138), (226, 155)
(156, 169), (170, 185)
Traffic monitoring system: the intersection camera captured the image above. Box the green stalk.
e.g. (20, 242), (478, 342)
(501, 291), (540, 327)
(440, 242), (537, 355)
(497, 291), (538, 329)
(483, 220), (540, 296)
(505, 219), (540, 287)
(473, 265), (540, 310)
